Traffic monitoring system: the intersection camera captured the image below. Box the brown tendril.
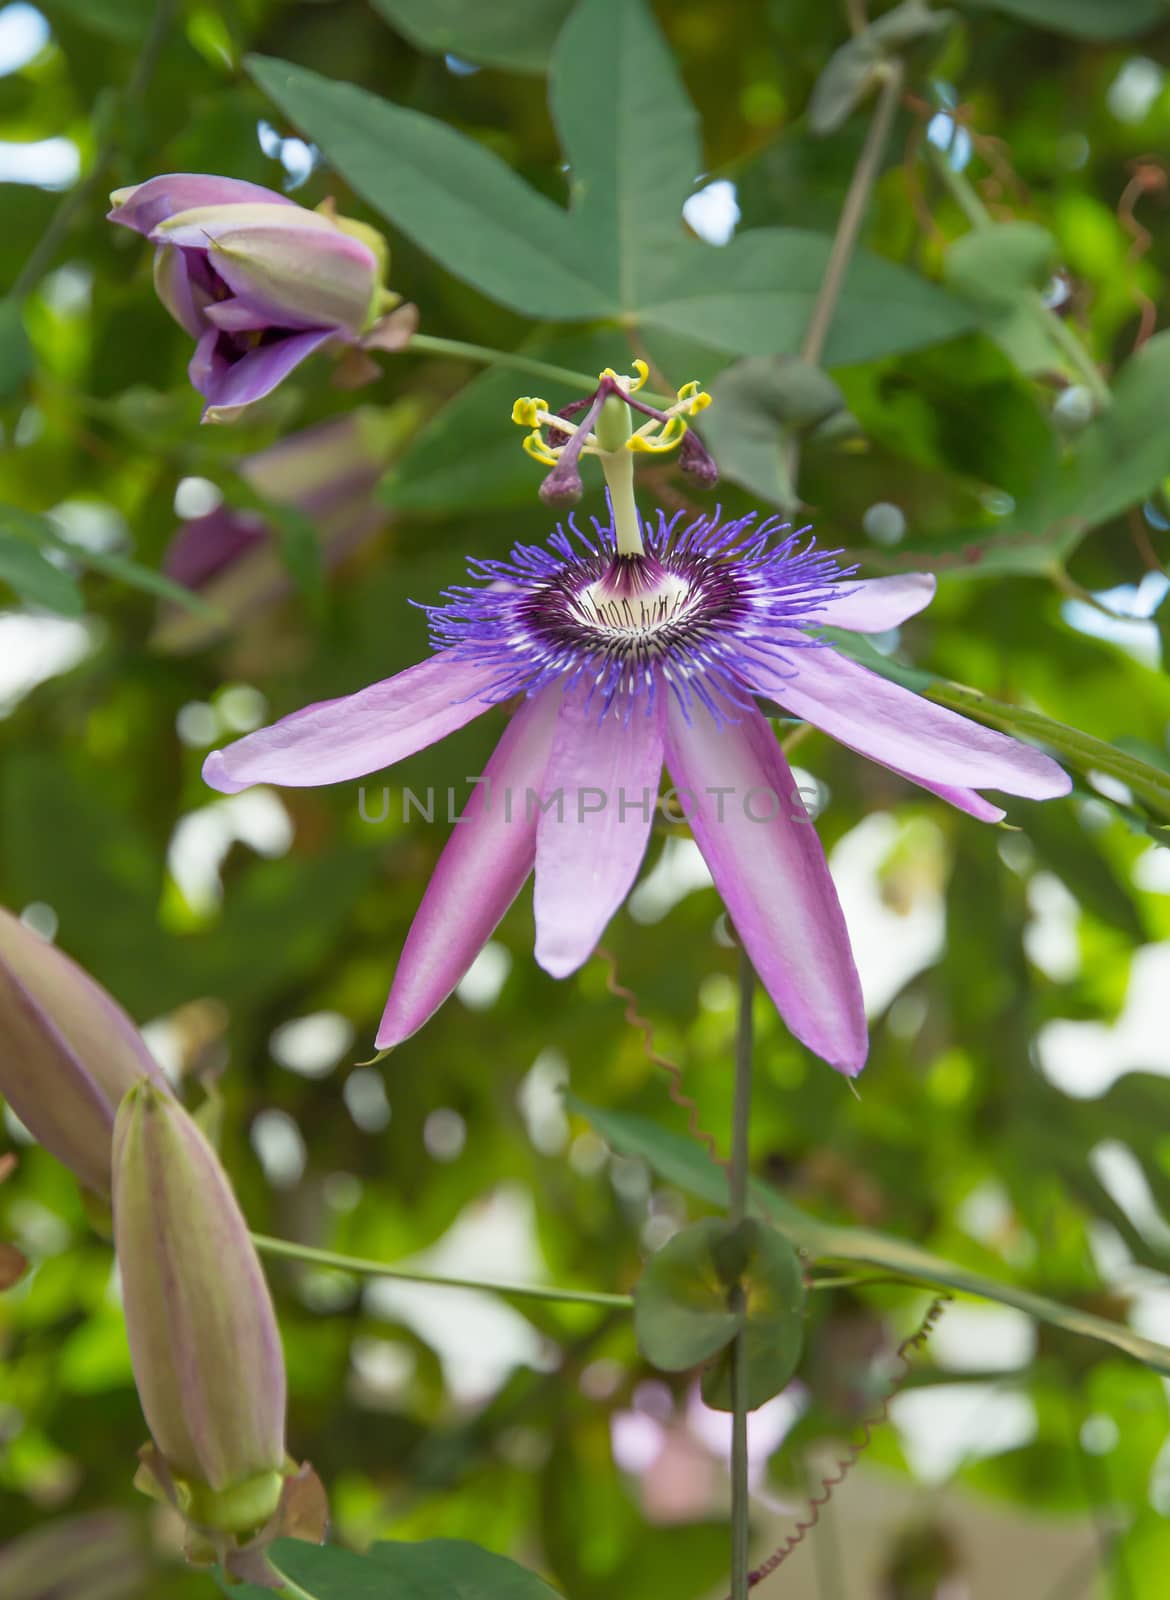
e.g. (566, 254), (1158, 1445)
(735, 1295), (950, 1592)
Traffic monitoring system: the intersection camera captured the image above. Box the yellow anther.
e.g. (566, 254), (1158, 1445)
(627, 415), (687, 454)
(599, 361), (649, 395)
(522, 430), (559, 467)
(511, 397), (548, 428)
(675, 381), (711, 416)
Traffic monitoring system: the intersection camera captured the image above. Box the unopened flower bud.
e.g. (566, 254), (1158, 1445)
(0, 1511), (148, 1600)
(0, 907), (167, 1195)
(113, 1081), (287, 1536)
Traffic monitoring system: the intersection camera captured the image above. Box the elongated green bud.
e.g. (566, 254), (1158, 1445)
(113, 1082), (287, 1536)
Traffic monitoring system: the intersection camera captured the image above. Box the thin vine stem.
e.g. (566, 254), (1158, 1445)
(407, 333), (673, 405)
(729, 944), (756, 1600)
(783, 58), (906, 499)
(250, 1232), (633, 1310)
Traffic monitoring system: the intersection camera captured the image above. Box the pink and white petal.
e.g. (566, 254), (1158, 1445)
(203, 298), (275, 333)
(377, 688), (561, 1049)
(892, 769), (1007, 823)
(109, 175), (295, 235)
(207, 223), (377, 334)
(822, 573), (936, 633)
(195, 329), (337, 421)
(152, 203), (335, 248)
(203, 651), (504, 793)
(664, 700), (867, 1076)
(756, 650), (1071, 799)
(534, 686), (664, 978)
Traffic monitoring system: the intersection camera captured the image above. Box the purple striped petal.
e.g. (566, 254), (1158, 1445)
(754, 649), (1071, 799)
(894, 770), (1007, 823)
(190, 327), (337, 422)
(664, 700), (867, 1075)
(824, 574), (936, 633)
(203, 651), (502, 794)
(153, 245), (212, 338)
(204, 223), (378, 334)
(203, 298), (275, 333)
(376, 688), (561, 1049)
(109, 174), (295, 236)
(534, 683), (664, 978)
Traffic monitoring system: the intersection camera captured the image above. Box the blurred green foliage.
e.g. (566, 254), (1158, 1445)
(3, 0), (1170, 1594)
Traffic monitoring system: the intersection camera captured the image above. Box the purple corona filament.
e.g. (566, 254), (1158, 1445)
(425, 506), (855, 725)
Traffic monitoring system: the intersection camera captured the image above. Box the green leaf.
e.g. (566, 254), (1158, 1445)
(1036, 330), (1170, 536)
(634, 1217), (744, 1371)
(700, 1221), (806, 1413)
(39, 0), (156, 40)
(368, 1538), (563, 1597)
(268, 1536), (563, 1598)
(245, 56), (616, 321)
(809, 0), (954, 134)
(269, 504), (326, 614)
(0, 534), (84, 616)
(570, 1098), (1170, 1377)
(369, 0), (573, 73)
(960, 0), (1167, 40)
(247, 24), (977, 366)
(549, 0), (699, 301)
(0, 504), (221, 621)
(944, 222), (1058, 306)
(636, 229), (979, 367)
(0, 299), (32, 402)
(705, 356), (849, 506)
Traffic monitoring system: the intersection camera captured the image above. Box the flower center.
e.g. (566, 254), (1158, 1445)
(576, 563), (693, 638)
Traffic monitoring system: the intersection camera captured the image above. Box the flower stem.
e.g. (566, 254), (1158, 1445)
(408, 333), (672, 406)
(784, 58), (905, 500)
(729, 943), (756, 1600)
(250, 1232), (633, 1310)
(925, 142), (1112, 410)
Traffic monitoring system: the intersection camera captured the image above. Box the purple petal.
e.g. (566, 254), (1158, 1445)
(376, 688), (561, 1050)
(154, 204), (335, 250)
(204, 222), (377, 334)
(0, 962), (114, 1194)
(109, 174), (295, 236)
(203, 298), (275, 333)
(203, 651), (503, 793)
(534, 684), (664, 978)
(894, 770), (1007, 822)
(755, 650), (1071, 798)
(153, 245), (212, 338)
(164, 507), (268, 590)
(824, 574), (936, 633)
(192, 328), (337, 422)
(663, 700), (867, 1075)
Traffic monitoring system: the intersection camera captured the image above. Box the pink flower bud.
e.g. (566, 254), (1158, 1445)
(108, 174), (397, 421)
(113, 1082), (288, 1536)
(0, 908), (167, 1195)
